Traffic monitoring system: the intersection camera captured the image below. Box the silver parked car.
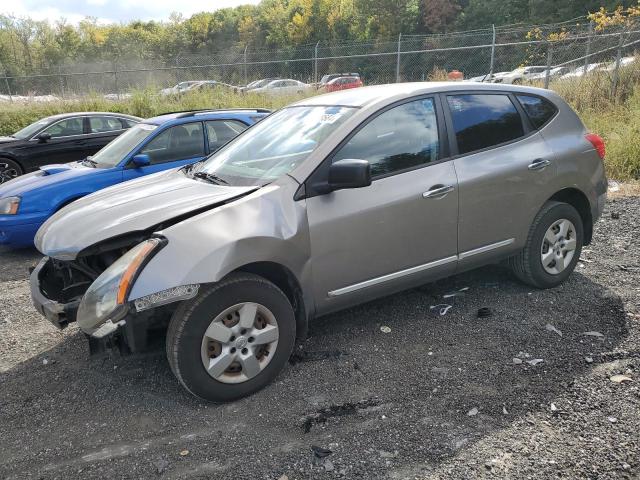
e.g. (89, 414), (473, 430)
(31, 83), (607, 401)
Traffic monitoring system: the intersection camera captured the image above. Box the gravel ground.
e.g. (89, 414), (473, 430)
(0, 195), (638, 480)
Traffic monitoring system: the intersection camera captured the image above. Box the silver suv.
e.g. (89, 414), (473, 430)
(31, 83), (607, 401)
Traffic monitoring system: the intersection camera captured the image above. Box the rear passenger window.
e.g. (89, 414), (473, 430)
(447, 94), (524, 155)
(89, 116), (123, 133)
(333, 98), (439, 177)
(205, 120), (247, 151)
(516, 95), (557, 129)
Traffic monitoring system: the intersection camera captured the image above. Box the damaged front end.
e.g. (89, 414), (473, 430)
(30, 234), (194, 355)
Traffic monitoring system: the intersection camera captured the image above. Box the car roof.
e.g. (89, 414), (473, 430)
(42, 112), (142, 122)
(145, 109), (271, 125)
(293, 81), (554, 108)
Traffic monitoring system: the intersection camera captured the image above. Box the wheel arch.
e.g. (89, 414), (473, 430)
(231, 261), (308, 342)
(547, 188), (593, 245)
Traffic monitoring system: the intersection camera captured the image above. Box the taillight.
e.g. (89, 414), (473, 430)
(585, 133), (605, 159)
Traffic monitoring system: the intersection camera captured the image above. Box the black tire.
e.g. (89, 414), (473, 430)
(166, 273), (296, 402)
(0, 158), (23, 184)
(509, 201), (583, 289)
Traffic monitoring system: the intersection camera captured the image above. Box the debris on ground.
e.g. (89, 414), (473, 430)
(467, 407), (479, 416)
(610, 374), (632, 384)
(550, 403), (559, 413)
(477, 307), (492, 318)
(179, 450), (189, 457)
(583, 331), (605, 339)
(608, 417), (618, 423)
(526, 359), (544, 366)
(430, 304), (453, 316)
(311, 445), (332, 458)
(585, 356), (594, 364)
(443, 287), (470, 299)
(608, 180), (620, 192)
(154, 458), (170, 474)
(42, 358), (48, 365)
(512, 357), (523, 365)
(380, 326), (392, 333)
(545, 323), (563, 337)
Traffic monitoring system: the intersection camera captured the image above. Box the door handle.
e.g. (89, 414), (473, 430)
(423, 185), (455, 199)
(528, 158), (551, 171)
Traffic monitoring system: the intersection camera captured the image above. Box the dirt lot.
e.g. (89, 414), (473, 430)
(0, 195), (638, 480)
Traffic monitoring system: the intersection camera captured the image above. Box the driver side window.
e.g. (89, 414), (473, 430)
(140, 123), (205, 164)
(42, 117), (84, 138)
(332, 98), (440, 177)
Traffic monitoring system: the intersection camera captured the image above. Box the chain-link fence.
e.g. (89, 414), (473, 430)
(1, 17), (639, 102)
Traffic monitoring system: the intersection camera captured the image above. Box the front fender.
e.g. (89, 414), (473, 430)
(128, 176), (313, 308)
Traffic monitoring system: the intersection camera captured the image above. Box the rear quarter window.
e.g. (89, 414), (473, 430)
(516, 95), (558, 129)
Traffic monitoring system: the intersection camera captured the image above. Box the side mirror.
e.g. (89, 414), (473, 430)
(326, 159), (371, 192)
(131, 153), (150, 168)
(37, 132), (51, 143)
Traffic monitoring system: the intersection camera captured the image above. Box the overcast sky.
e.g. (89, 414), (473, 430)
(3, 0), (261, 24)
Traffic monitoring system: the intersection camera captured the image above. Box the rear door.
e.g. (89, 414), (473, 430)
(443, 92), (557, 269)
(83, 116), (129, 158)
(306, 96), (459, 314)
(122, 122), (206, 180)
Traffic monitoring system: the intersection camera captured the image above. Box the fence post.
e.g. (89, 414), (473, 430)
(584, 20), (594, 71)
(314, 41), (319, 84)
(113, 61), (119, 96)
(396, 33), (402, 82)
(58, 66), (65, 98)
(544, 42), (554, 89)
(1, 66), (12, 101)
(175, 55), (181, 84)
(243, 46), (248, 86)
(488, 24), (496, 78)
(611, 30), (625, 99)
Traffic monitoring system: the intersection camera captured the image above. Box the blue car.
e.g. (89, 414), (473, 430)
(0, 109), (269, 247)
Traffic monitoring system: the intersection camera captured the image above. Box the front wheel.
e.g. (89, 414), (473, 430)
(0, 158), (22, 184)
(509, 201), (583, 289)
(166, 273), (296, 402)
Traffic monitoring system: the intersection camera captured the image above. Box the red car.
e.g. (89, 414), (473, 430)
(325, 76), (363, 92)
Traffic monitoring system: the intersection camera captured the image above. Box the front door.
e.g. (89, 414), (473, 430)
(305, 97), (459, 314)
(123, 122), (207, 180)
(24, 116), (89, 168)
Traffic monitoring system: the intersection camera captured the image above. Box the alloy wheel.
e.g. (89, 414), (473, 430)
(0, 163), (19, 184)
(200, 302), (279, 384)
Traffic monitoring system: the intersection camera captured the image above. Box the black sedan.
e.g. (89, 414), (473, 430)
(0, 112), (141, 183)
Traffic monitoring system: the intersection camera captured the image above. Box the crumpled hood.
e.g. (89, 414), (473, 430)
(35, 168), (257, 259)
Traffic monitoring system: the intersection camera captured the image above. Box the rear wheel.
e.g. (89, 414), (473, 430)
(510, 201), (583, 288)
(166, 273), (296, 402)
(0, 158), (22, 184)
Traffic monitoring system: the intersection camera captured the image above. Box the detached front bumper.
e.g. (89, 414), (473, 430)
(30, 257), (80, 329)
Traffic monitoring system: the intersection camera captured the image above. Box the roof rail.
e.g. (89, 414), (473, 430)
(157, 108), (272, 118)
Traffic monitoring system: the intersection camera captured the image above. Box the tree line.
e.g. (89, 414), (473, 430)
(0, 0), (637, 76)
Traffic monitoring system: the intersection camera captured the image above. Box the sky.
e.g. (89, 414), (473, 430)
(2, 0), (261, 24)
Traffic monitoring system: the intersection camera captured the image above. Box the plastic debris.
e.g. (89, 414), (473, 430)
(502, 406), (508, 415)
(477, 307), (492, 318)
(443, 287), (469, 299)
(179, 450), (189, 456)
(608, 416), (618, 423)
(608, 180), (620, 192)
(526, 358), (544, 366)
(583, 331), (605, 338)
(512, 357), (523, 365)
(430, 304), (452, 316)
(467, 407), (479, 416)
(380, 326), (392, 334)
(545, 323), (563, 337)
(610, 374), (632, 383)
(585, 356), (594, 364)
(42, 358), (49, 365)
(311, 445), (332, 458)
(550, 403), (558, 413)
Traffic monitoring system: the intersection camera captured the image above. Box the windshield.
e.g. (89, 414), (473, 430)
(194, 105), (357, 186)
(90, 123), (157, 168)
(12, 117), (55, 139)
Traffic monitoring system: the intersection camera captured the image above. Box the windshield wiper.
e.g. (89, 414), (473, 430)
(182, 161), (203, 174)
(81, 157), (97, 167)
(193, 171), (229, 185)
